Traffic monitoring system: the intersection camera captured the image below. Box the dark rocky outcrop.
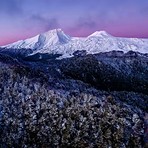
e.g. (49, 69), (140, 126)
(73, 50), (87, 57)
(0, 47), (33, 58)
(23, 53), (62, 62)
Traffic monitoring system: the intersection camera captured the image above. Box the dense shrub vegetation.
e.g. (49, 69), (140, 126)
(0, 62), (147, 147)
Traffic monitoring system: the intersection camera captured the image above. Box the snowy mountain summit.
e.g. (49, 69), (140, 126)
(88, 31), (111, 37)
(2, 29), (148, 58)
(3, 29), (71, 49)
(37, 29), (71, 45)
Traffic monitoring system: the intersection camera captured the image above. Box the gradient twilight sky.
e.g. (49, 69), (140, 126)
(0, 0), (148, 45)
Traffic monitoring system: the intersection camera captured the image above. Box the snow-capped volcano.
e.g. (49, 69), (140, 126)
(88, 31), (111, 37)
(2, 29), (148, 58)
(36, 29), (71, 47)
(3, 29), (71, 50)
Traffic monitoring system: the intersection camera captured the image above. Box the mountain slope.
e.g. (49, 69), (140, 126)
(2, 29), (148, 58)
(3, 29), (71, 49)
(0, 52), (148, 147)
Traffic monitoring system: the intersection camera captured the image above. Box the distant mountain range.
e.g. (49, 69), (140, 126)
(2, 29), (148, 58)
(0, 29), (148, 147)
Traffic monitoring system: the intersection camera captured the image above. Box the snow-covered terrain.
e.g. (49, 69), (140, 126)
(2, 28), (148, 58)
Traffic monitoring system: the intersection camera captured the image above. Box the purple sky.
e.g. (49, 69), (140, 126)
(0, 0), (148, 45)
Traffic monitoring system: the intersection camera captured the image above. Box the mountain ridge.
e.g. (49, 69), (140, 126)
(1, 29), (148, 58)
